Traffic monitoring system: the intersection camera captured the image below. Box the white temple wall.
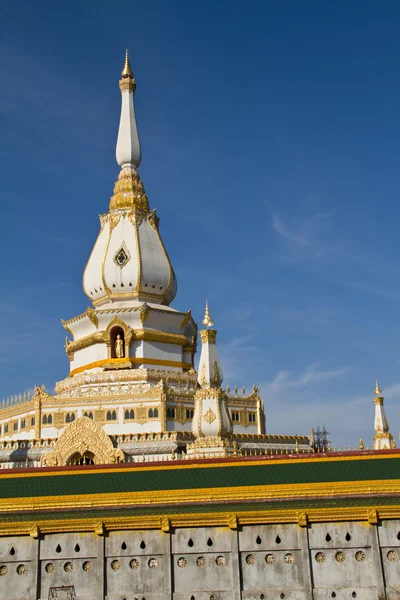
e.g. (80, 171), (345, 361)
(0, 520), (398, 600)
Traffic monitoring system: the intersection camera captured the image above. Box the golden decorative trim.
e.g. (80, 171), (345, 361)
(110, 168), (149, 212)
(139, 303), (149, 325)
(0, 505), (399, 537)
(41, 416), (124, 467)
(67, 326), (189, 357)
(69, 357), (192, 377)
(200, 329), (217, 344)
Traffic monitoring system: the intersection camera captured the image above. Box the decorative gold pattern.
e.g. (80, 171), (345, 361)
(139, 303), (149, 325)
(40, 416), (124, 466)
(69, 356), (192, 377)
(200, 329), (217, 344)
(110, 168), (149, 212)
(204, 408), (216, 424)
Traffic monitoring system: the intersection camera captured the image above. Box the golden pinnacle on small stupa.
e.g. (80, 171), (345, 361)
(375, 379), (382, 395)
(121, 48), (134, 78)
(202, 301), (214, 328)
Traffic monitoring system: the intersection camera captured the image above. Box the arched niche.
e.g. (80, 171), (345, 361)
(105, 316), (132, 360)
(110, 326), (125, 359)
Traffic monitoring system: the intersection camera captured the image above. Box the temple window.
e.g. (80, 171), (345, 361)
(249, 413), (256, 423)
(167, 407), (176, 419)
(31, 417), (35, 427)
(153, 408), (158, 418)
(83, 412), (93, 419)
(13, 421), (18, 431)
(47, 414), (52, 425)
(186, 409), (194, 419)
(148, 408), (154, 418)
(21, 419), (25, 429)
(66, 413), (76, 423)
(107, 410), (117, 421)
(4, 424), (8, 433)
(232, 411), (240, 422)
(42, 415), (48, 425)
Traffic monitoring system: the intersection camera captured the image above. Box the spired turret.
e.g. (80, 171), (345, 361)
(83, 50), (177, 308)
(373, 380), (396, 450)
(188, 303), (234, 457)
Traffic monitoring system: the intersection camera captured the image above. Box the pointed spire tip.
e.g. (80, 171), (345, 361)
(202, 300), (214, 328)
(375, 379), (382, 395)
(121, 48), (134, 78)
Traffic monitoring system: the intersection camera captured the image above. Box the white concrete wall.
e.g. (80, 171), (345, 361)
(0, 520), (398, 599)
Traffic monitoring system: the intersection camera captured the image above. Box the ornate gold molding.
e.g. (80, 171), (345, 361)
(0, 505), (399, 537)
(40, 416), (124, 467)
(200, 329), (217, 344)
(86, 307), (99, 329)
(69, 357), (192, 377)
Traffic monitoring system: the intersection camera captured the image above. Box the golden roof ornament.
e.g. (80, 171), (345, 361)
(375, 379), (382, 396)
(202, 301), (214, 328)
(119, 48), (136, 92)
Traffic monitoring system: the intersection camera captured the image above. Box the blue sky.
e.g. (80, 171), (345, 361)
(1, 0), (400, 446)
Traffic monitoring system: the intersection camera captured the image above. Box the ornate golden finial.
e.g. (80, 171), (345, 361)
(121, 48), (133, 78)
(359, 436), (364, 450)
(119, 49), (136, 92)
(375, 379), (382, 395)
(202, 301), (214, 328)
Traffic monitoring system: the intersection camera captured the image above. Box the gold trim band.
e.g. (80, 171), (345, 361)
(1, 505), (399, 537)
(69, 357), (192, 377)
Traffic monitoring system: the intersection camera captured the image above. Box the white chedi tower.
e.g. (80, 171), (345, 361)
(58, 51), (197, 400)
(373, 380), (396, 450)
(187, 303), (234, 457)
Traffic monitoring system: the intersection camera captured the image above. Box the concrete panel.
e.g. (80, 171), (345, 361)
(240, 549), (303, 590)
(40, 533), (98, 560)
(311, 548), (374, 587)
(106, 529), (166, 557)
(239, 524), (301, 552)
(172, 527), (232, 554)
(308, 522), (372, 549)
(106, 554), (164, 596)
(172, 552), (232, 593)
(39, 558), (98, 599)
(378, 520), (400, 547)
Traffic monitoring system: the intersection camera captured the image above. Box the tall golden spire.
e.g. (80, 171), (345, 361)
(202, 301), (214, 328)
(119, 49), (136, 92)
(375, 379), (382, 395)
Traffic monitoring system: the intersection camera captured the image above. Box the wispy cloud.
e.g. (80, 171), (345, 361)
(263, 363), (349, 394)
(270, 210), (335, 257)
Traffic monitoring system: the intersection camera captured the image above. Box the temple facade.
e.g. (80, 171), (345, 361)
(0, 52), (310, 468)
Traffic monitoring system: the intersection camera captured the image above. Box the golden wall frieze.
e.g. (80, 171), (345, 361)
(1, 479), (400, 514)
(0, 401), (35, 420)
(55, 368), (198, 394)
(1, 505), (400, 537)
